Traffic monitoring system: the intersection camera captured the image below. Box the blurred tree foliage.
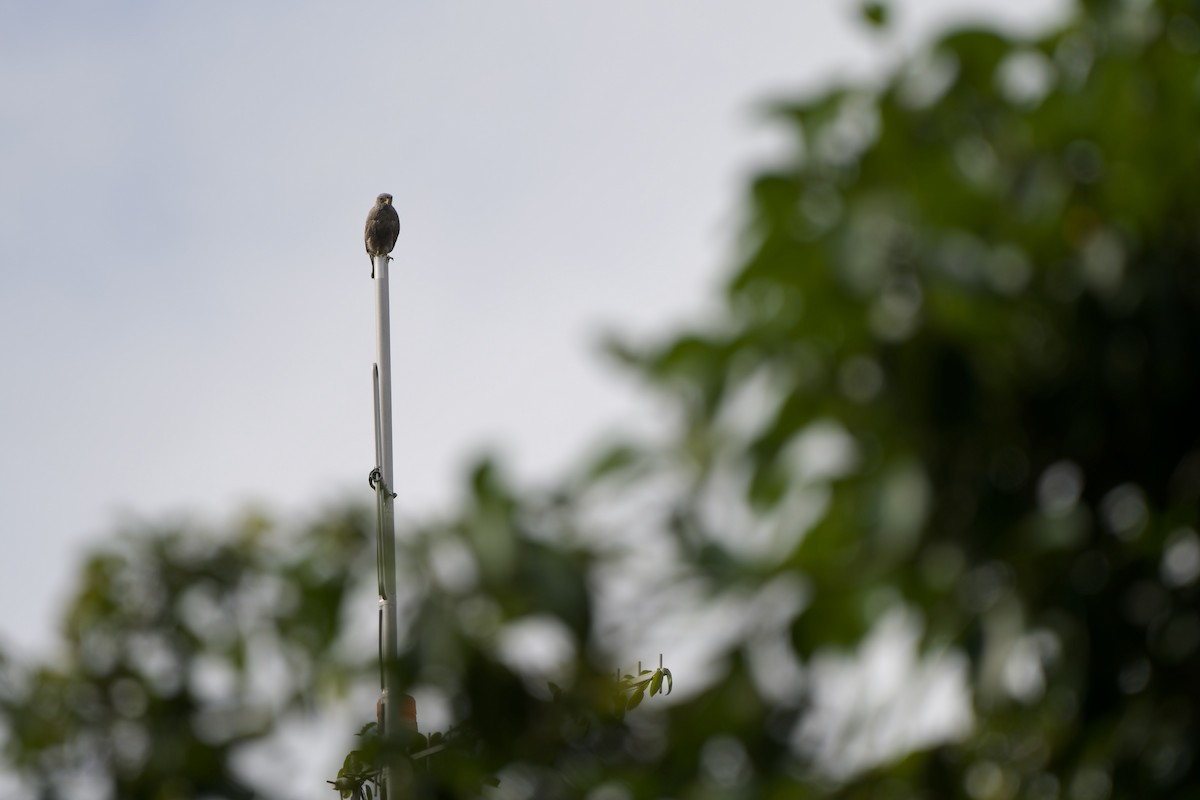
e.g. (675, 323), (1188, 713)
(0, 509), (374, 798)
(4, 0), (1200, 797)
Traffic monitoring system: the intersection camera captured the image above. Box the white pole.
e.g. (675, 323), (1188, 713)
(375, 256), (395, 491)
(373, 253), (403, 795)
(372, 364), (383, 476)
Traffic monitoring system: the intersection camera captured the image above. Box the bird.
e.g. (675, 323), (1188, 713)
(364, 193), (400, 278)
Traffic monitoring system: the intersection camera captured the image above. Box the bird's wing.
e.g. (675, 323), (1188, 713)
(364, 207), (379, 254)
(384, 206), (401, 250)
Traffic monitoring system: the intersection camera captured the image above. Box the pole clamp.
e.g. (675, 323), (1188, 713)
(368, 467), (398, 498)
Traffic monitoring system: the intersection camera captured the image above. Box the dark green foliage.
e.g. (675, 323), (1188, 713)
(860, 2), (890, 30)
(605, 0), (1200, 793)
(0, 508), (375, 799)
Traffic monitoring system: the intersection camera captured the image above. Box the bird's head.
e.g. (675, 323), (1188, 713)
(377, 193), (393, 205)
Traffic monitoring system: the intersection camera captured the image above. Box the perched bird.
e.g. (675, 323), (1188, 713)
(364, 193), (400, 278)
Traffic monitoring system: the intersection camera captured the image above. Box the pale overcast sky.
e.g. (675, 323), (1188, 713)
(1, 0), (1069, 664)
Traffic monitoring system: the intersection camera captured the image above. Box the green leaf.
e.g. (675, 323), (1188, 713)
(860, 1), (889, 29)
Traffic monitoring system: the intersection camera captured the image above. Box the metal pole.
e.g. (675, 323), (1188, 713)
(375, 256), (395, 491)
(373, 253), (403, 796)
(373, 364), (383, 477)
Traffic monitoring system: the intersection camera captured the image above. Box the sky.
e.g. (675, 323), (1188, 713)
(0, 0), (1072, 666)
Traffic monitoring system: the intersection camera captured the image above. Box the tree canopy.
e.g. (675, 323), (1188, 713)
(3, 1), (1199, 797)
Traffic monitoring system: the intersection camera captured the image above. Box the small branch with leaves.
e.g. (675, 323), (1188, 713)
(328, 657), (673, 797)
(615, 655), (673, 717)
